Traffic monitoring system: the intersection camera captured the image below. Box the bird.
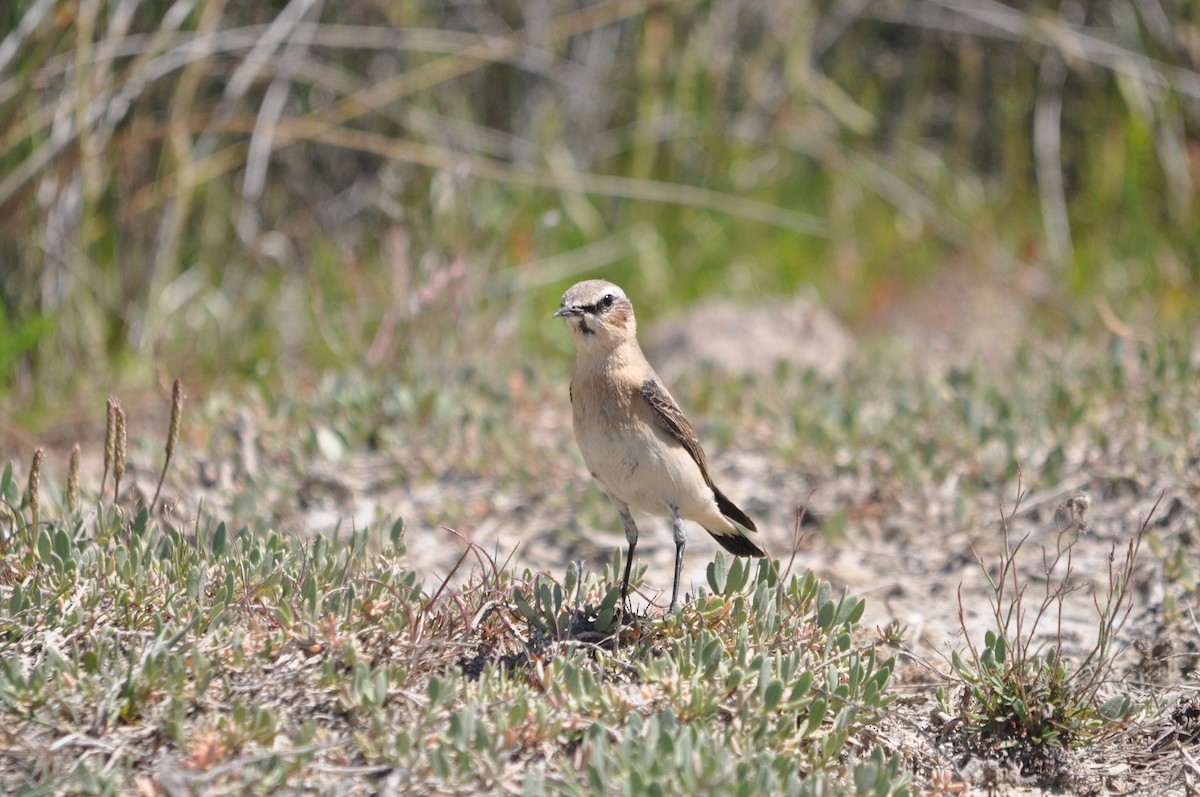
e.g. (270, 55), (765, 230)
(554, 279), (766, 612)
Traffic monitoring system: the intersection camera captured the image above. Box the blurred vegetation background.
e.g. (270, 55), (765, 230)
(1, 0), (1198, 429)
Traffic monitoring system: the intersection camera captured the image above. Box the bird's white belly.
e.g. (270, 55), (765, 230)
(576, 418), (720, 524)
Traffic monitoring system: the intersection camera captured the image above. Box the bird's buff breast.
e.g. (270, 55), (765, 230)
(572, 393), (714, 520)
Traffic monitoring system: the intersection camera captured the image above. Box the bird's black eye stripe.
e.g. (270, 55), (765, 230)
(580, 294), (617, 314)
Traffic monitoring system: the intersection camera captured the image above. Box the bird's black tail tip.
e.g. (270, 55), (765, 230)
(712, 485), (757, 533)
(707, 529), (767, 558)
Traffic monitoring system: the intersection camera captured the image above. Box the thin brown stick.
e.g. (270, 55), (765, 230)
(782, 490), (817, 584)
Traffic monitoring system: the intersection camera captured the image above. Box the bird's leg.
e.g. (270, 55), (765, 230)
(617, 504), (638, 617)
(668, 503), (686, 612)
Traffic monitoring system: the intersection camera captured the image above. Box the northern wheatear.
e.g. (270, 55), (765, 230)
(554, 280), (765, 611)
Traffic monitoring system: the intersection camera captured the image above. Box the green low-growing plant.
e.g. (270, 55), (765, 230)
(0, 497), (908, 795)
(405, 551), (907, 796)
(945, 478), (1157, 765)
(0, 388), (908, 795)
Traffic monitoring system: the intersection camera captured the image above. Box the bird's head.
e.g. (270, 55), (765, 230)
(553, 280), (636, 351)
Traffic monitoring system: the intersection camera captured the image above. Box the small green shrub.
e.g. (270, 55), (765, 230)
(946, 481), (1156, 764)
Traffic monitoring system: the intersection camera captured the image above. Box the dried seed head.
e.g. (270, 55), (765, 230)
(1070, 491), (1090, 534)
(114, 404), (127, 484)
(104, 397), (118, 472)
(27, 448), (44, 527)
(167, 379), (183, 460)
(1056, 490), (1092, 537)
(152, 380), (185, 514)
(67, 443), (81, 512)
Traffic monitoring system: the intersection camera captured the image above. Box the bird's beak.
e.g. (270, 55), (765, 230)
(553, 305), (583, 319)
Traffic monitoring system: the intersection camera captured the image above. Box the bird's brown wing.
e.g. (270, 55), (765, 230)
(640, 378), (759, 534)
(640, 378), (711, 483)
